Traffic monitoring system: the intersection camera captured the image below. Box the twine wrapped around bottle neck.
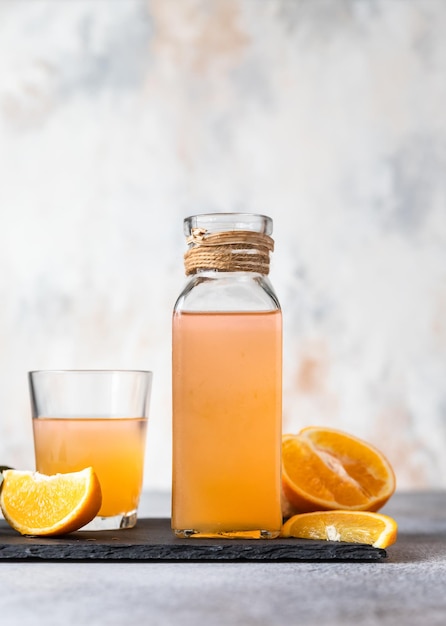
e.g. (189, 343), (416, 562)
(184, 228), (274, 276)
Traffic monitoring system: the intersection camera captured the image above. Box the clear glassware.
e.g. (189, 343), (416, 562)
(29, 369), (152, 530)
(172, 213), (282, 538)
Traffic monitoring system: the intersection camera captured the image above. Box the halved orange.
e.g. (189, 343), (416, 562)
(282, 427), (396, 516)
(0, 467), (102, 536)
(281, 510), (398, 548)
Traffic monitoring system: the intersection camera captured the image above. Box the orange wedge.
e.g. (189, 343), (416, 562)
(0, 467), (102, 536)
(281, 510), (398, 548)
(282, 427), (396, 516)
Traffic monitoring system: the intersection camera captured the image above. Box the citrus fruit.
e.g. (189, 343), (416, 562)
(0, 467), (102, 536)
(282, 427), (396, 516)
(281, 510), (398, 548)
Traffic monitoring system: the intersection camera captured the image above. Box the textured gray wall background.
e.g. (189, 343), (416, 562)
(0, 0), (445, 490)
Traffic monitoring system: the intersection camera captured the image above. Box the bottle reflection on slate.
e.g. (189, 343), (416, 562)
(172, 213), (282, 538)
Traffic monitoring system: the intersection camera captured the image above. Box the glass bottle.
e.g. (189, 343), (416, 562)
(172, 213), (282, 538)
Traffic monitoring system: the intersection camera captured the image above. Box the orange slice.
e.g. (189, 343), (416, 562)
(281, 510), (398, 548)
(282, 427), (396, 516)
(0, 467), (102, 536)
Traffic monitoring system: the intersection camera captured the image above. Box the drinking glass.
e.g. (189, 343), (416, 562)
(29, 370), (152, 530)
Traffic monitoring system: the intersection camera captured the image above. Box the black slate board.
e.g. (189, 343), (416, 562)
(0, 518), (387, 561)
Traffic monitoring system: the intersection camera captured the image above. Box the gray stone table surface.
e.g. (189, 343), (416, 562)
(0, 491), (445, 626)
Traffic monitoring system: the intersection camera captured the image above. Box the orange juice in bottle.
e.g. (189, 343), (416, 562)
(172, 213), (282, 538)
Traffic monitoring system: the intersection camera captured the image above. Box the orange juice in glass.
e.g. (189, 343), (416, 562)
(172, 213), (282, 538)
(29, 370), (152, 530)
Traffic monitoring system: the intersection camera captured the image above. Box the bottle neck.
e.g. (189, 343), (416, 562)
(184, 229), (274, 277)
